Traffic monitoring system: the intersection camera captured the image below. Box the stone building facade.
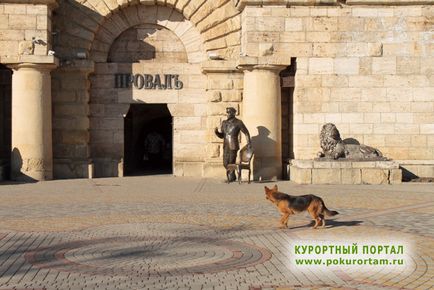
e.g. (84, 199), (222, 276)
(0, 0), (433, 181)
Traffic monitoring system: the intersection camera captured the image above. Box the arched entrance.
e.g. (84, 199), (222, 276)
(51, 1), (242, 179)
(0, 64), (12, 180)
(87, 5), (206, 178)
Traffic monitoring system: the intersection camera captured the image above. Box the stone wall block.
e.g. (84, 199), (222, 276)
(8, 15), (36, 30)
(285, 18), (303, 31)
(221, 91), (243, 102)
(174, 117), (202, 130)
(174, 144), (206, 161)
(4, 4), (26, 14)
(0, 14), (8, 29)
(309, 58), (334, 74)
(256, 17), (284, 31)
(290, 167), (312, 184)
(208, 91), (222, 102)
(208, 103), (239, 116)
(207, 144), (221, 158)
(341, 168), (362, 184)
(361, 168), (389, 184)
(27, 5), (48, 15)
(372, 56), (396, 74)
(62, 130), (90, 145)
(312, 168), (341, 184)
(182, 162), (203, 177)
(334, 58), (359, 75)
(203, 162), (226, 178)
(390, 169), (403, 184)
(0, 41), (19, 58)
(180, 130), (207, 144)
(167, 104), (195, 117)
(178, 89), (208, 104)
(291, 160), (313, 168)
(208, 78), (234, 90)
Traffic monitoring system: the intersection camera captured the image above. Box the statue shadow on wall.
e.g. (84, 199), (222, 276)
(8, 148), (37, 183)
(251, 126), (277, 181)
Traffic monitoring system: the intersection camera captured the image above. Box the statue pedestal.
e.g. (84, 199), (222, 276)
(288, 159), (402, 185)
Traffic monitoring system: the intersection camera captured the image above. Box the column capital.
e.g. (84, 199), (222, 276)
(6, 55), (59, 71)
(10, 63), (58, 72)
(236, 57), (289, 72)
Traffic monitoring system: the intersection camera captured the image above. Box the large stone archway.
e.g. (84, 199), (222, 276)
(88, 6), (207, 178)
(52, 2), (235, 178)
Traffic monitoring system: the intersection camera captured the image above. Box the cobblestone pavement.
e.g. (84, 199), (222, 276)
(0, 176), (433, 290)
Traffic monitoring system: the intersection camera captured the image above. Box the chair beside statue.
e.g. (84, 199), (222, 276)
(226, 145), (254, 184)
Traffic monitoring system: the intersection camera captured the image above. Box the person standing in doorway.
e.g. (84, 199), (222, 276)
(144, 131), (165, 167)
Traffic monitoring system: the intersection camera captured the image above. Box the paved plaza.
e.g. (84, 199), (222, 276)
(0, 176), (433, 290)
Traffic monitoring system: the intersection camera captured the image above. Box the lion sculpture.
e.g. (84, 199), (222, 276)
(317, 123), (384, 160)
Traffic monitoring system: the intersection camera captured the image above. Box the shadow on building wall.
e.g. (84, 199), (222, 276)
(251, 126), (277, 180)
(10, 148), (37, 183)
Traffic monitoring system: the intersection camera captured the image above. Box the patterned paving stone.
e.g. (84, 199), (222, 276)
(24, 223), (271, 277)
(0, 176), (433, 289)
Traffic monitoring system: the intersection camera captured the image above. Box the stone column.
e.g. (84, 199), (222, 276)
(241, 64), (285, 180)
(10, 62), (57, 181)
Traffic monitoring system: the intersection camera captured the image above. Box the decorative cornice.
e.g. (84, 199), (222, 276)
(1, 0), (58, 8)
(346, 0), (434, 4)
(235, 0), (338, 11)
(234, 0), (434, 11)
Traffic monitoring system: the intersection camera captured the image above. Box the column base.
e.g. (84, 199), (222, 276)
(11, 171), (52, 182)
(11, 153), (53, 181)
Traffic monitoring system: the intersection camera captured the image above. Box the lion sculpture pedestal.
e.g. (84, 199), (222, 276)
(288, 123), (402, 185)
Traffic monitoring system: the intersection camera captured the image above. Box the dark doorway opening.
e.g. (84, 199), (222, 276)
(280, 58), (296, 179)
(0, 64), (12, 180)
(124, 104), (172, 176)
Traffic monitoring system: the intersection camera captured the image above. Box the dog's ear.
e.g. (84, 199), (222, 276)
(273, 184), (278, 191)
(264, 186), (269, 192)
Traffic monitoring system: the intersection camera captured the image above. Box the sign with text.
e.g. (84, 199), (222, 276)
(115, 74), (183, 90)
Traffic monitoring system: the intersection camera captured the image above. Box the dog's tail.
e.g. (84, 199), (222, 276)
(322, 200), (339, 217)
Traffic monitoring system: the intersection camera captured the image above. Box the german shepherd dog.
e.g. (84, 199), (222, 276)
(265, 185), (338, 229)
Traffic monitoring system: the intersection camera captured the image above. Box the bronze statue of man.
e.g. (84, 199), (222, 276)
(214, 107), (251, 182)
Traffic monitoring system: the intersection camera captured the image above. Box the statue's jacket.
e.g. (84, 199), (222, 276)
(220, 118), (249, 151)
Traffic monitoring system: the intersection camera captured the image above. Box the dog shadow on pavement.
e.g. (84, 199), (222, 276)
(289, 219), (364, 230)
